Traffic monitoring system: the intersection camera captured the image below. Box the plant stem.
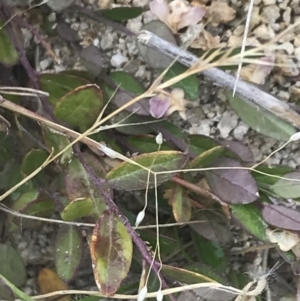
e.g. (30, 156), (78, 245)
(75, 147), (176, 301)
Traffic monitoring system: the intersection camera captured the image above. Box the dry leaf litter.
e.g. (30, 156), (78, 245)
(9, 0), (300, 299)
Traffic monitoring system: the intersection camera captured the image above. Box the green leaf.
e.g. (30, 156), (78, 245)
(186, 264), (229, 284)
(39, 73), (90, 105)
(99, 7), (143, 21)
(188, 135), (220, 155)
(169, 184), (192, 222)
(21, 149), (49, 176)
(225, 91), (296, 140)
(54, 84), (103, 132)
(105, 71), (145, 100)
(0, 132), (14, 168)
(0, 18), (18, 66)
(0, 274), (34, 301)
(139, 230), (178, 257)
(0, 244), (26, 287)
(7, 190), (54, 231)
(188, 145), (236, 168)
(253, 165), (294, 185)
(162, 62), (199, 100)
(231, 203), (269, 242)
(61, 198), (94, 221)
(106, 151), (187, 190)
(270, 171), (300, 198)
(90, 211), (133, 296)
(162, 265), (219, 284)
(191, 232), (227, 272)
(0, 160), (15, 190)
(42, 127), (73, 165)
(126, 135), (172, 153)
(61, 70), (96, 82)
(160, 120), (188, 141)
(65, 157), (106, 221)
(5, 164), (36, 198)
(55, 225), (84, 282)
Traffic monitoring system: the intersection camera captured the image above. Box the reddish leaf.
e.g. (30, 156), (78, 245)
(262, 204), (300, 231)
(205, 158), (258, 204)
(90, 211), (133, 296)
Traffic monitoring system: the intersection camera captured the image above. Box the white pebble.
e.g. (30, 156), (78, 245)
(283, 7), (292, 25)
(295, 47), (300, 62)
(277, 42), (294, 55)
(233, 122), (249, 140)
(126, 16), (143, 33)
(70, 22), (80, 31)
(101, 33), (114, 50)
(261, 5), (280, 24)
(80, 22), (89, 31)
(48, 12), (56, 22)
(263, 0), (276, 4)
(254, 24), (275, 40)
(217, 111), (238, 138)
(39, 58), (52, 71)
(110, 52), (128, 68)
(135, 65), (146, 78)
(189, 120), (211, 136)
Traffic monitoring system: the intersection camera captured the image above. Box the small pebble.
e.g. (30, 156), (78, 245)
(110, 52), (128, 67)
(254, 24), (275, 40)
(233, 122), (249, 140)
(217, 111), (239, 138)
(48, 12), (56, 22)
(39, 58), (52, 70)
(101, 32), (114, 49)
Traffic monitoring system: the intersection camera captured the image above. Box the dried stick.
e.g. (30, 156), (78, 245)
(137, 31), (300, 129)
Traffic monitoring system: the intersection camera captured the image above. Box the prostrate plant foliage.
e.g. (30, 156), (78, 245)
(1, 2), (300, 301)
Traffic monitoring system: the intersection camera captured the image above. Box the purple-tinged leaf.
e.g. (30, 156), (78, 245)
(205, 158), (258, 204)
(90, 211), (133, 296)
(149, 94), (170, 119)
(65, 156), (106, 221)
(57, 20), (80, 42)
(262, 204), (300, 231)
(220, 140), (255, 163)
(112, 91), (151, 115)
(80, 45), (103, 77)
(190, 211), (232, 244)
